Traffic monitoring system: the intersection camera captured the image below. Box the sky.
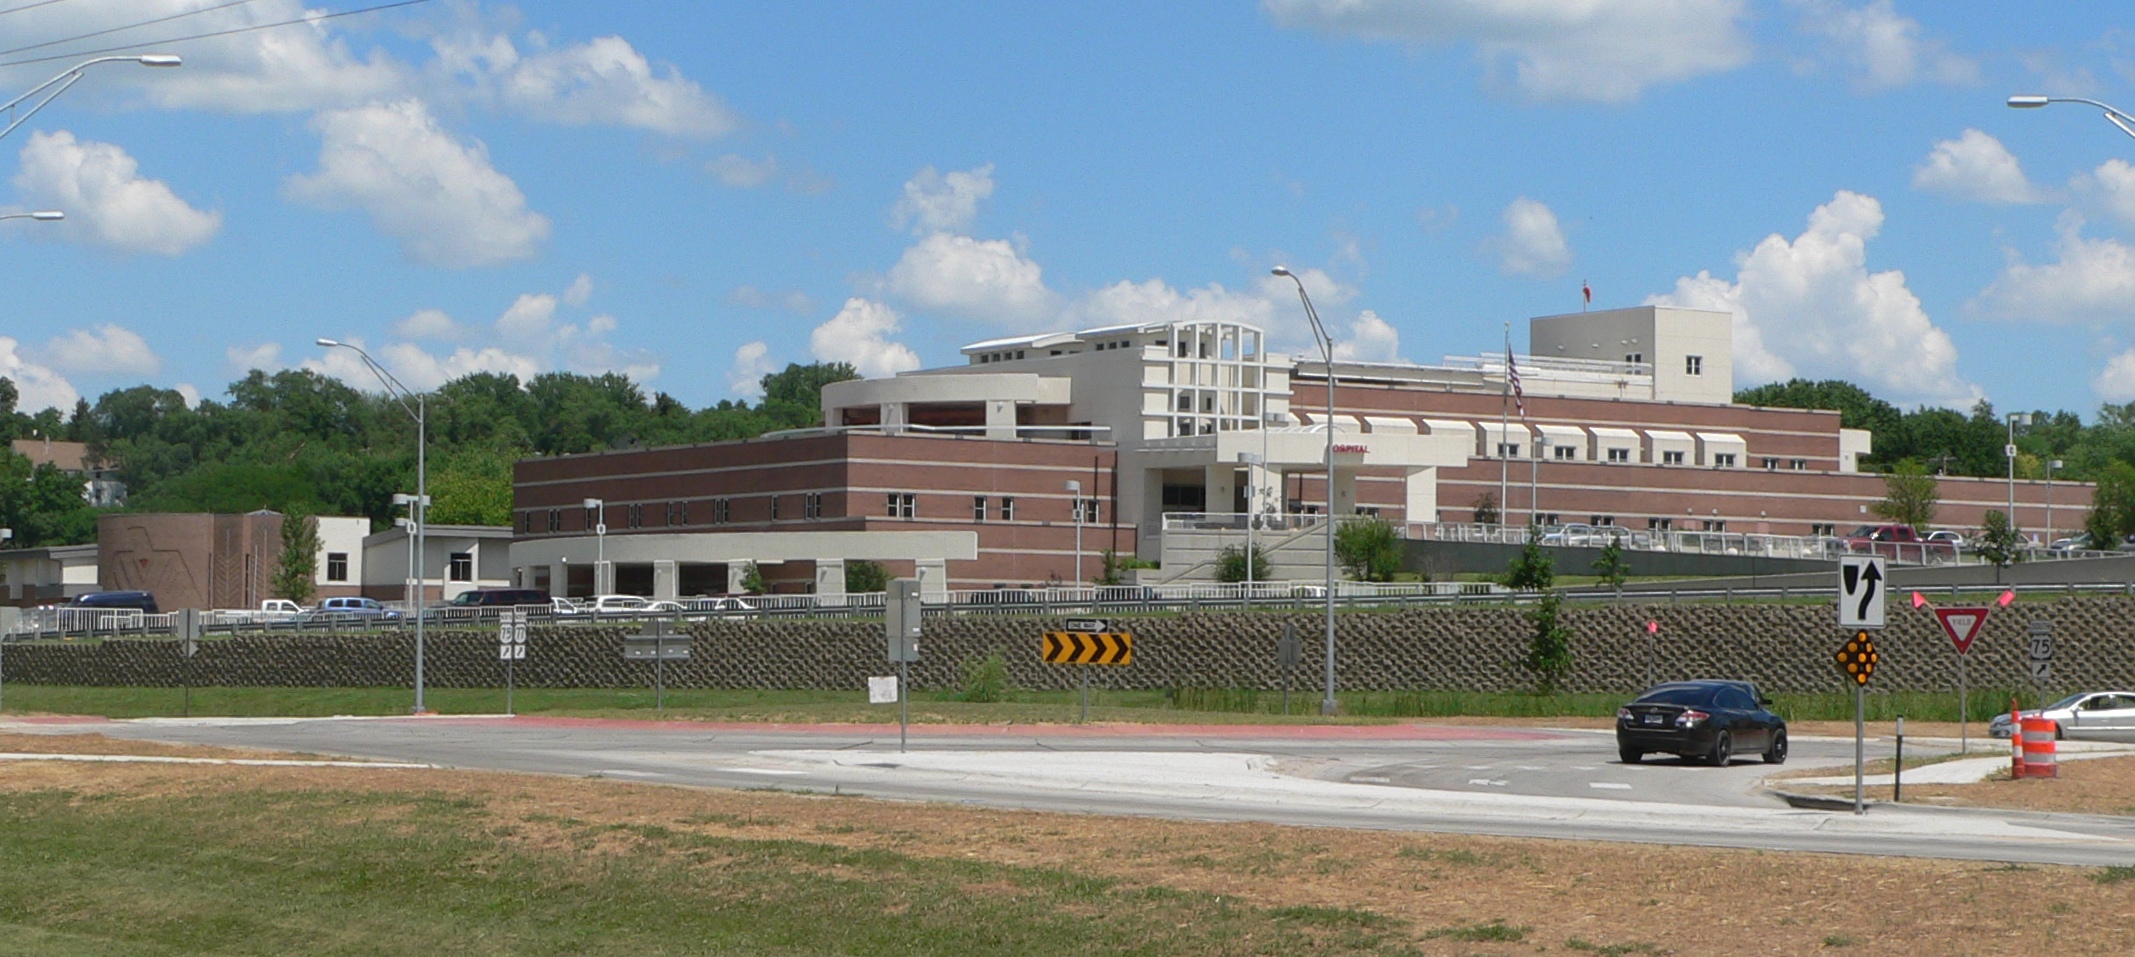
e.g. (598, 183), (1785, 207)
(6, 1), (2135, 418)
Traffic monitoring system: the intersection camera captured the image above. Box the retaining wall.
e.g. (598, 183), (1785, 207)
(5, 599), (2132, 695)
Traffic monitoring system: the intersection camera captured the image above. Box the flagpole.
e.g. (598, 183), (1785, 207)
(1499, 321), (1510, 531)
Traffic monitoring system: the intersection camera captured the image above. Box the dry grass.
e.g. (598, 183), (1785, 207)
(4, 735), (2133, 956)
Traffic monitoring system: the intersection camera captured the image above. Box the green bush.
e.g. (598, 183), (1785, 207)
(844, 559), (889, 594)
(1333, 516), (1401, 582)
(1521, 592), (1573, 695)
(955, 648), (1015, 703)
(1214, 543), (1270, 583)
(1503, 528), (1554, 590)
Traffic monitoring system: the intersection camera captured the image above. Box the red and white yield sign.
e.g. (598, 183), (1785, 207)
(1933, 606), (1991, 655)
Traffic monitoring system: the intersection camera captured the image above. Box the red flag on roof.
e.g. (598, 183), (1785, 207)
(1582, 280), (1592, 306)
(1505, 346), (1526, 418)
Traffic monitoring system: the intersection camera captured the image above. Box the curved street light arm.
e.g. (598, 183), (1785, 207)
(2010, 95), (2135, 142)
(0, 55), (179, 143)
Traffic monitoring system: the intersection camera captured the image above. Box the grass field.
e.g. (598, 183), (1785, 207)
(0, 684), (2043, 724)
(3, 742), (2133, 957)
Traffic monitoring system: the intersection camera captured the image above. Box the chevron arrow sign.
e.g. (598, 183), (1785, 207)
(1042, 631), (1134, 665)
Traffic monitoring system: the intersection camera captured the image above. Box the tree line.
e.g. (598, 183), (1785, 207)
(0, 363), (857, 548)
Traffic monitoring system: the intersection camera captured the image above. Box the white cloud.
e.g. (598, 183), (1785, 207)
(1649, 190), (1973, 406)
(710, 153), (780, 188)
(892, 164), (995, 234)
(495, 293), (560, 342)
(728, 341), (776, 397)
(227, 342), (283, 373)
(1263, 0), (1752, 103)
(377, 342), (543, 392)
(884, 232), (1056, 325)
(1913, 129), (2047, 204)
(174, 383), (201, 408)
(2096, 348), (2135, 402)
(43, 325), (159, 376)
(284, 98), (550, 268)
(1790, 0), (1976, 90)
(2073, 158), (2135, 230)
(730, 285), (816, 314)
(1969, 213), (2135, 326)
(391, 308), (467, 341)
(465, 34), (737, 137)
(564, 273), (595, 307)
(0, 336), (77, 412)
(1492, 196), (1571, 278)
(1333, 310), (1401, 362)
(810, 298), (921, 378)
(12, 131), (220, 256)
(1070, 267), (1357, 358)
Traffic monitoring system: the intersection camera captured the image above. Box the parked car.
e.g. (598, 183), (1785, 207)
(1615, 680), (1787, 766)
(549, 597), (584, 614)
(680, 596), (757, 617)
(1841, 524), (1955, 562)
(297, 597), (400, 622)
(444, 588), (550, 608)
(588, 594), (657, 614)
(1988, 691), (2135, 742)
(1923, 530), (1967, 552)
(65, 590), (160, 613)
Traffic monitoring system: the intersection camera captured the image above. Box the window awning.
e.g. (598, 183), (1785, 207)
(1363, 415), (1417, 434)
(1420, 418), (1477, 439)
(1536, 424), (1586, 443)
(1590, 426), (1639, 445)
(1695, 431), (1747, 451)
(1644, 429), (1694, 445)
(1479, 421), (1531, 441)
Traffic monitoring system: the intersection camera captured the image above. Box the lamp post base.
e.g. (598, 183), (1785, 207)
(1320, 697), (1338, 716)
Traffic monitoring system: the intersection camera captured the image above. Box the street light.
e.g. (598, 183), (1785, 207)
(1531, 435), (1550, 526)
(1065, 480), (1083, 587)
(0, 211), (63, 223)
(1237, 452), (1265, 606)
(317, 337), (431, 714)
(582, 498), (607, 594)
(2008, 94), (2135, 141)
(2047, 458), (2064, 543)
(2006, 412), (2031, 539)
(2, 55), (182, 142)
(1271, 264), (1340, 716)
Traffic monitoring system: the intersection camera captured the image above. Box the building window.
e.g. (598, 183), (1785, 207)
(547, 510), (561, 532)
(627, 504), (644, 528)
(1496, 442), (1521, 458)
(886, 492), (916, 519)
(1661, 450), (1685, 466)
(1624, 352), (1644, 365)
(1606, 447), (1631, 463)
(1763, 457), (1780, 470)
(1000, 496), (1015, 521)
(973, 495), (988, 521)
(1812, 523), (1836, 536)
(804, 493), (823, 519)
(1713, 453), (1737, 468)
(769, 496), (780, 521)
(325, 552), (349, 582)
(1685, 355), (1704, 376)
(448, 552), (473, 582)
(1703, 520), (1727, 532)
(712, 499), (731, 524)
(886, 493), (900, 518)
(1073, 498), (1100, 523)
(1553, 445), (1577, 461)
(1790, 459), (1809, 470)
(1590, 516), (1614, 527)
(585, 504), (600, 530)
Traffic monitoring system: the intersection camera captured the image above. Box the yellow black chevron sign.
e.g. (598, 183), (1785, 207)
(1042, 631), (1133, 665)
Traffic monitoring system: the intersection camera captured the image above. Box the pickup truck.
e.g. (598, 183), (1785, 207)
(219, 599), (307, 623)
(1841, 524), (1956, 563)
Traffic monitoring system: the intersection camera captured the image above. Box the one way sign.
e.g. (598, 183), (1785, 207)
(1838, 555), (1887, 629)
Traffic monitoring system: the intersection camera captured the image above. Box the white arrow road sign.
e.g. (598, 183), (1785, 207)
(1838, 555), (1887, 629)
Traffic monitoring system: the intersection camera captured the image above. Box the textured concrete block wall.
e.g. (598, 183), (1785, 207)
(6, 599), (2133, 694)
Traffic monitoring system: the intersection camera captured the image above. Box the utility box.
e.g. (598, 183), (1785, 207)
(886, 577), (921, 663)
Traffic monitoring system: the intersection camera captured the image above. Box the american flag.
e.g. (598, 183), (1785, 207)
(1505, 346), (1526, 418)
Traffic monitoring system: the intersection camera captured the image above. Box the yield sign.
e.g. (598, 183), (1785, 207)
(1933, 606), (1991, 655)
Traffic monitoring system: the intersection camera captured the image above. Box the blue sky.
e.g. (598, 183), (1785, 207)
(5, 1), (2135, 416)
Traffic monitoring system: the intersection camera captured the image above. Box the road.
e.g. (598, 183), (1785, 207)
(10, 715), (2135, 868)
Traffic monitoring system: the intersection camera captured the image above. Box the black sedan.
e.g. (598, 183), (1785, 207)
(1615, 680), (1787, 766)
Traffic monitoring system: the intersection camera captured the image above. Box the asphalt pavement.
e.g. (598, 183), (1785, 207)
(8, 715), (2134, 868)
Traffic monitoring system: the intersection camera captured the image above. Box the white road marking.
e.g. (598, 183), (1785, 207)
(1588, 782), (1633, 790)
(1516, 765), (1545, 771)
(0, 752), (431, 769)
(1351, 775), (1391, 784)
(1571, 765), (1599, 771)
(1467, 778), (1508, 787)
(594, 769), (667, 778)
(710, 767), (807, 776)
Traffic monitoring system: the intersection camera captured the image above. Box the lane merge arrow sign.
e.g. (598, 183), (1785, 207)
(1837, 555), (1887, 629)
(1932, 606), (1990, 655)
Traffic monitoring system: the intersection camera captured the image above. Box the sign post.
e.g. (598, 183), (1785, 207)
(499, 608), (529, 716)
(2028, 620), (2054, 710)
(0, 606), (15, 712)
(623, 620), (691, 712)
(1278, 622), (1300, 716)
(1834, 630), (1880, 815)
(1041, 626), (1134, 723)
(1932, 606), (1990, 753)
(1643, 620), (1659, 689)
(886, 578), (922, 752)
(175, 608), (201, 718)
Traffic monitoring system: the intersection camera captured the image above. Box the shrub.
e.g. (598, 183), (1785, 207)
(1522, 591), (1573, 695)
(1503, 527), (1554, 591)
(844, 559), (889, 594)
(1592, 540), (1630, 588)
(955, 648), (1015, 703)
(1334, 516), (1402, 582)
(1214, 543), (1270, 583)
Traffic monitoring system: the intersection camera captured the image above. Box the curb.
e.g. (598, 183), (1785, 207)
(1766, 788), (1877, 811)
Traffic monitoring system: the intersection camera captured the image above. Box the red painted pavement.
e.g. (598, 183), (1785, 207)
(408, 715), (1563, 741)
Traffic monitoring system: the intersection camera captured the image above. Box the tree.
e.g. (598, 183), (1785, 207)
(1503, 527), (1554, 591)
(1977, 510), (2022, 578)
(1471, 490), (1499, 526)
(1214, 543), (1270, 583)
(739, 561), (765, 595)
(426, 449), (515, 526)
(1870, 460), (1939, 528)
(1097, 549), (1155, 586)
(270, 512), (320, 605)
(1734, 378), (1902, 437)
(758, 361), (860, 428)
(845, 559), (889, 594)
(2084, 461), (2135, 546)
(1521, 591), (1574, 695)
(1333, 515), (1402, 582)
(1592, 540), (1630, 589)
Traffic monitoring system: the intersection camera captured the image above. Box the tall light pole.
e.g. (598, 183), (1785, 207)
(2047, 458), (2063, 542)
(2, 55), (181, 142)
(317, 338), (430, 714)
(582, 498), (607, 594)
(1531, 435), (1550, 527)
(2008, 94), (2135, 140)
(2006, 412), (2031, 537)
(1272, 265), (1340, 715)
(1237, 452), (1264, 605)
(0, 211), (63, 224)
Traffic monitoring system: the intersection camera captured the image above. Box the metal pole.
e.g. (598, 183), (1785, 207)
(1853, 682), (1865, 815)
(1893, 715), (1905, 803)
(898, 657), (909, 753)
(1274, 267), (1338, 716)
(1958, 653), (1968, 754)
(415, 393), (427, 714)
(1079, 667), (1089, 723)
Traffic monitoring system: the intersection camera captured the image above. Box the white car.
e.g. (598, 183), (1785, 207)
(681, 596), (757, 617)
(550, 597), (583, 614)
(588, 595), (651, 613)
(1990, 691), (2135, 742)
